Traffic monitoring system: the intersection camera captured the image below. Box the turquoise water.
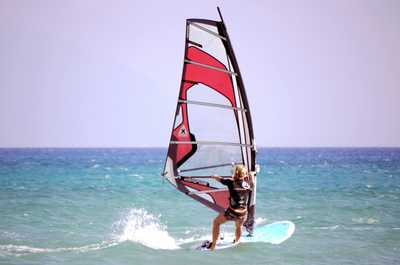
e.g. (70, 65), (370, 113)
(0, 148), (399, 264)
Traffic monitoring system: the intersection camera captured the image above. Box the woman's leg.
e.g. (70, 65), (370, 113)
(235, 217), (246, 243)
(211, 212), (227, 250)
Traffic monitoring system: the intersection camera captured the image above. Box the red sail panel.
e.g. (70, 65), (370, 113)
(177, 178), (230, 212)
(169, 46), (237, 168)
(182, 46), (236, 107)
(169, 85), (196, 168)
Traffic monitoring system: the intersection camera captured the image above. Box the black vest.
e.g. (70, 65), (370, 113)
(228, 180), (250, 209)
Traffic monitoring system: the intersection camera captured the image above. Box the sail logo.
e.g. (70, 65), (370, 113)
(179, 126), (187, 136)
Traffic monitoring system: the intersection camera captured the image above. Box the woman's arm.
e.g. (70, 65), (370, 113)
(211, 175), (223, 182)
(212, 175), (233, 186)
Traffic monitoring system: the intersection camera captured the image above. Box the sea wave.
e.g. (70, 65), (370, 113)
(0, 241), (118, 257)
(352, 217), (379, 225)
(312, 225), (339, 230)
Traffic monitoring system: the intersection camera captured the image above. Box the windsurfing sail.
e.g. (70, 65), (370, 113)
(162, 7), (258, 232)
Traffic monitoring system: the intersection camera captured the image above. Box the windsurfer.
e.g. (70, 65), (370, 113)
(208, 165), (255, 250)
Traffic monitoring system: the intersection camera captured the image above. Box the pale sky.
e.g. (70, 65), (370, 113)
(1, 0), (399, 147)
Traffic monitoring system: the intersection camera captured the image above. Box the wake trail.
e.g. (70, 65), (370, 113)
(0, 208), (193, 256)
(0, 241), (118, 257)
(1, 208), (272, 256)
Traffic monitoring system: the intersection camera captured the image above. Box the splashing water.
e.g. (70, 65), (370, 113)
(113, 208), (179, 250)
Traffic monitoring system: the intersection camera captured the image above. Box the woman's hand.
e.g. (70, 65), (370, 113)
(248, 171), (256, 185)
(212, 175), (222, 181)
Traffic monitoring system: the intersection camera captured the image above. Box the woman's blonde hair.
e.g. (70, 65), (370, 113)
(233, 164), (248, 181)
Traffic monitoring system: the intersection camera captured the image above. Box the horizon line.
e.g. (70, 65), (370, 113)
(1, 146), (400, 149)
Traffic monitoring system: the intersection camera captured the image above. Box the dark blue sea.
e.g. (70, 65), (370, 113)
(0, 148), (399, 264)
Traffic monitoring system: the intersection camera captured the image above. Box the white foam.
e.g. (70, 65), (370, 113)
(313, 225), (339, 230)
(176, 234), (209, 245)
(0, 244), (50, 256)
(113, 208), (179, 250)
(255, 217), (267, 225)
(352, 217), (379, 225)
(0, 241), (117, 257)
(129, 173), (143, 179)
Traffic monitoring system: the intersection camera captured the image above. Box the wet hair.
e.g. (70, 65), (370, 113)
(233, 164), (248, 181)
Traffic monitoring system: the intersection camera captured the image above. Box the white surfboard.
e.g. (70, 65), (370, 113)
(198, 221), (295, 251)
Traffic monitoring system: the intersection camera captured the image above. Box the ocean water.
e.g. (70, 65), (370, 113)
(0, 148), (399, 265)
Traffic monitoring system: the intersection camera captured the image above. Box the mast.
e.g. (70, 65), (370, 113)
(216, 7), (256, 171)
(216, 7), (257, 234)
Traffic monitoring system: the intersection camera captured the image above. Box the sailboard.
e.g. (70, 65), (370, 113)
(197, 221), (296, 251)
(162, 7), (258, 233)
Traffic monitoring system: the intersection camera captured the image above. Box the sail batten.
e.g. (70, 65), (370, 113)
(170, 141), (253, 147)
(178, 99), (247, 112)
(178, 163), (235, 173)
(184, 59), (238, 75)
(188, 188), (228, 195)
(188, 22), (227, 40)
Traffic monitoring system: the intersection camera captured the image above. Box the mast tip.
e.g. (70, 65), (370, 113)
(217, 6), (224, 22)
